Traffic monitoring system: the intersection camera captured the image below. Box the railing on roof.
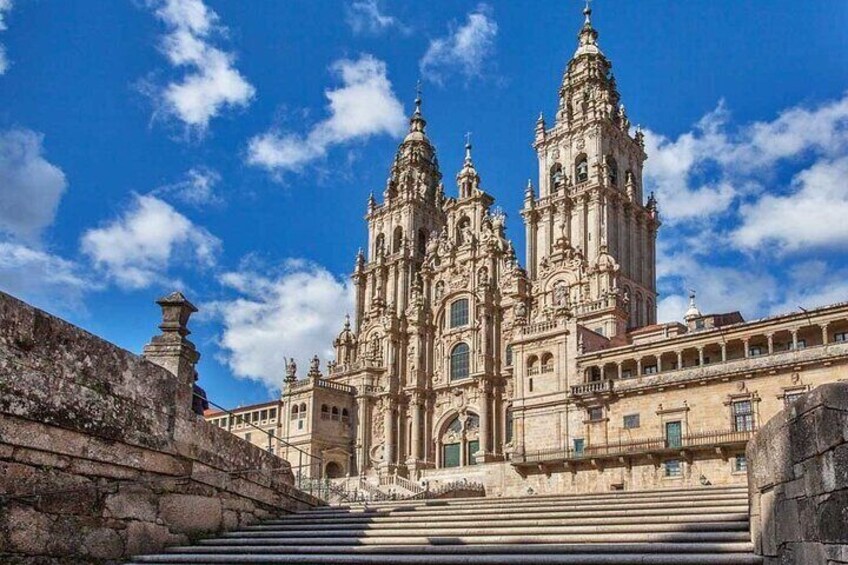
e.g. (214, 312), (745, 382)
(570, 378), (614, 396)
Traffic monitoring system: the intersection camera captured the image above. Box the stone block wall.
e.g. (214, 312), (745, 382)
(0, 291), (321, 564)
(747, 381), (848, 564)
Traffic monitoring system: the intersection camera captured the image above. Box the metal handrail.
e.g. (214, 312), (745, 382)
(515, 427), (757, 464)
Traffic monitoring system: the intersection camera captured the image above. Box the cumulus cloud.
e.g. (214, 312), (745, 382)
(206, 260), (354, 389)
(81, 194), (220, 289)
(148, 0), (255, 131)
(644, 94), (848, 224)
(420, 4), (498, 84)
(0, 129), (68, 242)
(733, 156), (848, 251)
(0, 0), (11, 75)
(247, 54), (406, 174)
(0, 242), (93, 312)
(651, 92), (848, 323)
(346, 0), (405, 35)
(153, 166), (222, 206)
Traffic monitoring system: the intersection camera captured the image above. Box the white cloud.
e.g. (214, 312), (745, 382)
(153, 166), (222, 206)
(0, 241), (93, 312)
(346, 0), (404, 35)
(206, 260), (354, 389)
(0, 128), (68, 242)
(644, 93), (848, 224)
(0, 0), (12, 75)
(733, 156), (848, 251)
(247, 54), (406, 174)
(420, 4), (498, 84)
(81, 194), (220, 289)
(149, 0), (255, 131)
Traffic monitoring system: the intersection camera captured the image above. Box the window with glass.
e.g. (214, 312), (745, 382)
(835, 332), (848, 343)
(269, 408), (277, 421)
(588, 407), (604, 421)
(573, 438), (585, 456)
(734, 455), (748, 473)
(749, 345), (764, 356)
(795, 339), (806, 349)
(643, 364), (658, 375)
(665, 421), (682, 448)
(505, 345), (513, 367)
(783, 391), (804, 408)
(733, 400), (754, 431)
(450, 343), (470, 380)
(450, 299), (469, 328)
(664, 459), (682, 477)
(331, 406), (340, 421)
(623, 414), (640, 429)
(505, 408), (514, 444)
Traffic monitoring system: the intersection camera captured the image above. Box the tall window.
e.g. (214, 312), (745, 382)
(417, 228), (428, 256)
(573, 438), (585, 456)
(665, 421), (682, 448)
(505, 345), (513, 367)
(733, 400), (754, 431)
(393, 226), (404, 253)
(450, 343), (470, 380)
(575, 155), (589, 183)
(607, 156), (618, 186)
(450, 298), (469, 328)
(505, 408), (514, 443)
(550, 163), (564, 192)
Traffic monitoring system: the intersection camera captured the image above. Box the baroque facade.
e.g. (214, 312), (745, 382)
(207, 7), (848, 494)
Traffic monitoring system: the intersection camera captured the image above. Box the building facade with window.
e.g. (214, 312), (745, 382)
(207, 6), (848, 494)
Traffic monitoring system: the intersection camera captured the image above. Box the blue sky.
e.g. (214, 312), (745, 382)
(1, 1), (847, 408)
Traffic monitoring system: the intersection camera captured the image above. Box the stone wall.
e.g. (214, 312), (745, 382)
(747, 381), (848, 564)
(0, 291), (321, 564)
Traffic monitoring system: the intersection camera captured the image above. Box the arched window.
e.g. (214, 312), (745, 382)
(550, 163), (564, 193)
(527, 355), (539, 373)
(450, 298), (469, 328)
(331, 406), (340, 421)
(417, 228), (428, 256)
(325, 461), (344, 479)
(607, 156), (618, 187)
(450, 343), (470, 380)
(393, 226), (403, 253)
(291, 405), (299, 420)
(541, 352), (554, 373)
(375, 233), (385, 257)
(299, 403), (307, 418)
(341, 408), (350, 424)
(456, 216), (471, 245)
(575, 155), (589, 183)
(321, 404), (329, 420)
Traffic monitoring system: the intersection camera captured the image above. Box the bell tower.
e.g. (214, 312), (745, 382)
(522, 3), (660, 333)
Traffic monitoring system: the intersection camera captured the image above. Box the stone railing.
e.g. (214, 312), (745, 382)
(608, 341), (848, 395)
(513, 427), (755, 466)
(520, 319), (564, 336)
(329, 357), (386, 375)
(747, 382), (848, 564)
(570, 379), (615, 396)
(378, 473), (424, 495)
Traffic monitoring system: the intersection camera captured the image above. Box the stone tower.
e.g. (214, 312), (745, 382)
(522, 4), (660, 337)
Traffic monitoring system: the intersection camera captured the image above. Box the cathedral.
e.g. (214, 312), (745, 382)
(206, 5), (848, 495)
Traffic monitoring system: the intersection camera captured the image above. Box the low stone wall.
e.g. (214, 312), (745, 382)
(0, 291), (321, 564)
(747, 381), (848, 564)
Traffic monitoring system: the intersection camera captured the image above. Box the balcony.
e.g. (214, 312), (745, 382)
(512, 428), (755, 467)
(570, 379), (614, 396)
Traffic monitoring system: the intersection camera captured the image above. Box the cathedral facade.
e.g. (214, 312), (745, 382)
(207, 7), (848, 495)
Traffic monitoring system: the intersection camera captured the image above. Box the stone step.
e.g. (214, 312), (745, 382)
(165, 542), (758, 555)
(220, 521), (749, 539)
(271, 500), (750, 521)
(320, 487), (749, 511)
(247, 511), (751, 530)
(196, 531), (753, 545)
(128, 552), (763, 564)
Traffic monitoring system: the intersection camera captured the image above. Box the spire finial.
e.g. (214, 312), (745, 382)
(415, 80), (422, 114)
(464, 132), (473, 164)
(583, 0), (592, 25)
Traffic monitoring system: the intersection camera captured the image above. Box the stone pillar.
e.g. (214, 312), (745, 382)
(383, 400), (394, 467)
(478, 383), (491, 460)
(142, 291), (200, 415)
(410, 393), (422, 462)
(743, 338), (751, 358)
(676, 350), (683, 369)
(617, 362), (623, 379)
(636, 359), (642, 376)
(791, 329), (799, 350)
(820, 323), (830, 345)
(721, 343), (727, 363)
(767, 334), (774, 355)
(698, 347), (705, 366)
(357, 396), (369, 474)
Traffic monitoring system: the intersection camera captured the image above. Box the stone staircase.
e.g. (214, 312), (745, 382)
(127, 485), (761, 564)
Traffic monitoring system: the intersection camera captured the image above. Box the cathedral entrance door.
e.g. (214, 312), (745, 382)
(443, 443), (461, 468)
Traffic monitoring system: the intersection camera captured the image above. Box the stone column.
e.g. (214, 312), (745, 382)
(676, 350), (683, 369)
(767, 334), (774, 355)
(617, 362), (623, 379)
(636, 359), (642, 376)
(383, 400), (394, 467)
(698, 347), (705, 366)
(410, 393), (422, 462)
(142, 291), (200, 415)
(357, 396), (369, 474)
(479, 383), (491, 459)
(744, 338), (751, 358)
(721, 343), (727, 363)
(820, 323), (830, 345)
(791, 330), (799, 350)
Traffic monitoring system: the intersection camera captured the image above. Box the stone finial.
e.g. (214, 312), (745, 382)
(143, 291), (200, 412)
(284, 357), (298, 385)
(155, 291), (198, 339)
(308, 354), (321, 379)
(684, 289), (702, 323)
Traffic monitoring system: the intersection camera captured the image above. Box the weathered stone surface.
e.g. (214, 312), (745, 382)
(0, 290), (320, 565)
(159, 494), (223, 535)
(749, 381), (848, 563)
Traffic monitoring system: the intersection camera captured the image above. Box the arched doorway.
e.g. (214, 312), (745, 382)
(325, 461), (344, 479)
(439, 412), (480, 468)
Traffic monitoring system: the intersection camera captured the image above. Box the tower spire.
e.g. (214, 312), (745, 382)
(575, 0), (602, 56)
(407, 80), (427, 136)
(464, 132), (473, 166)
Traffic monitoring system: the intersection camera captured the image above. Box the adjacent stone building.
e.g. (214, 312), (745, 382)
(207, 6), (848, 496)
